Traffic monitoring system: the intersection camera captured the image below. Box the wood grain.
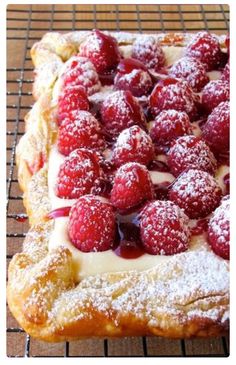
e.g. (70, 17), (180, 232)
(6, 4), (229, 357)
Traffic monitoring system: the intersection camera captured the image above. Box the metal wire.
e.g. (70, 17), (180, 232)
(7, 4), (229, 357)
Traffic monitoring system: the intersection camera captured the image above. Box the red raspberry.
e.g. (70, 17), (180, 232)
(150, 109), (192, 145)
(207, 197), (230, 259)
(110, 162), (154, 211)
(202, 101), (230, 154)
(169, 169), (222, 219)
(57, 85), (89, 125)
(140, 200), (190, 255)
(167, 135), (217, 177)
(132, 35), (165, 72)
(185, 31), (221, 71)
(55, 149), (101, 199)
(100, 90), (147, 137)
(221, 62), (230, 83)
(114, 58), (153, 97)
(57, 110), (105, 156)
(149, 78), (198, 120)
(169, 57), (209, 92)
(112, 125), (154, 167)
(61, 56), (101, 95)
(202, 80), (230, 113)
(79, 29), (121, 74)
(68, 195), (116, 252)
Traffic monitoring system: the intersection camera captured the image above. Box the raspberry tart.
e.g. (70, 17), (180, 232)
(8, 30), (229, 342)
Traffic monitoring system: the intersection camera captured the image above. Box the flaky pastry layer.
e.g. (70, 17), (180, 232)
(7, 31), (229, 342)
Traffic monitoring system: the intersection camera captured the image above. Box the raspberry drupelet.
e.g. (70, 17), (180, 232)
(55, 149), (101, 199)
(185, 31), (222, 71)
(202, 101), (230, 154)
(207, 196), (230, 260)
(150, 109), (193, 146)
(112, 125), (154, 167)
(57, 110), (105, 156)
(79, 29), (121, 74)
(57, 85), (89, 125)
(201, 80), (230, 113)
(60, 55), (101, 95)
(114, 58), (153, 97)
(100, 90), (147, 137)
(110, 162), (154, 211)
(167, 135), (217, 177)
(68, 195), (116, 252)
(149, 78), (198, 120)
(132, 35), (165, 72)
(169, 169), (222, 219)
(140, 200), (190, 255)
(169, 56), (209, 92)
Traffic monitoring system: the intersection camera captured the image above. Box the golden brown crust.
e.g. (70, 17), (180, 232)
(7, 31), (229, 342)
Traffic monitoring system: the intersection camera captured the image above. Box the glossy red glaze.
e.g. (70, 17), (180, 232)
(91, 177), (113, 198)
(94, 29), (121, 73)
(154, 181), (171, 200)
(191, 218), (209, 236)
(148, 160), (170, 173)
(15, 214), (28, 222)
(113, 222), (144, 259)
(117, 58), (147, 74)
(113, 240), (145, 259)
(98, 70), (116, 86)
(47, 206), (71, 220)
(223, 173), (230, 194)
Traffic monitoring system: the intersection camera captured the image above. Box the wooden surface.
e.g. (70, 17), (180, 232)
(7, 4), (229, 357)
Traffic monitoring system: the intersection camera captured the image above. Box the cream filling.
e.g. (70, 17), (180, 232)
(48, 50), (227, 281)
(48, 146), (227, 281)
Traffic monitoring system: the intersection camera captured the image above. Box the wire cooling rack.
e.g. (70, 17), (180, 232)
(7, 4), (229, 357)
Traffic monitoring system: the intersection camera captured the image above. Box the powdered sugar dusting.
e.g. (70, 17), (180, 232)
(170, 56), (209, 92)
(59, 55), (101, 96)
(132, 36), (165, 71)
(140, 200), (190, 255)
(169, 169), (222, 219)
(167, 135), (217, 176)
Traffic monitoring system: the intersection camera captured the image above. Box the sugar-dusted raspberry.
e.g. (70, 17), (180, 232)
(221, 62), (230, 83)
(202, 101), (230, 154)
(68, 195), (116, 252)
(60, 56), (101, 95)
(114, 58), (153, 97)
(140, 200), (190, 255)
(202, 80), (230, 113)
(149, 78), (198, 120)
(167, 135), (217, 177)
(79, 29), (121, 74)
(150, 109), (192, 146)
(185, 31), (221, 71)
(55, 149), (101, 199)
(110, 162), (154, 211)
(170, 57), (209, 92)
(100, 90), (147, 137)
(132, 35), (165, 72)
(112, 125), (154, 167)
(169, 169), (222, 219)
(207, 197), (230, 259)
(57, 110), (105, 156)
(57, 85), (89, 125)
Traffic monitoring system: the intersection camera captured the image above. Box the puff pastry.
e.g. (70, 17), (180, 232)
(7, 31), (229, 342)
